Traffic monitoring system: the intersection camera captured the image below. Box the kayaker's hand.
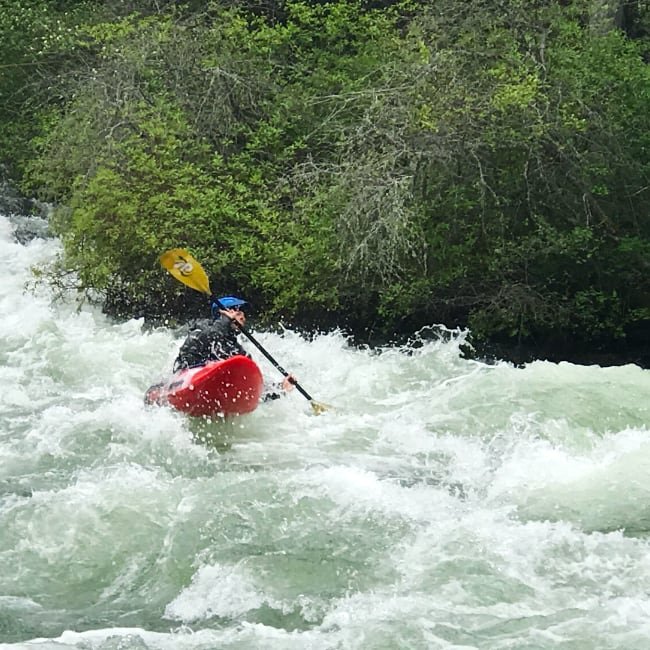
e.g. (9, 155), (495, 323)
(282, 374), (296, 392)
(219, 308), (246, 328)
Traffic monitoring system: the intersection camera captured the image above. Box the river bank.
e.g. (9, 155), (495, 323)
(6, 203), (650, 372)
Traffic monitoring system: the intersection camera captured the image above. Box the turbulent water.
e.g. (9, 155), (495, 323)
(2, 213), (650, 650)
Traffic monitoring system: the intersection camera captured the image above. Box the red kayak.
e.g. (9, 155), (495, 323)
(144, 355), (264, 417)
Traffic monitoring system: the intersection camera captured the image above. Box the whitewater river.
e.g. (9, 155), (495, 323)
(2, 212), (650, 650)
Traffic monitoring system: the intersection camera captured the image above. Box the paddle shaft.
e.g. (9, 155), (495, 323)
(237, 324), (314, 401)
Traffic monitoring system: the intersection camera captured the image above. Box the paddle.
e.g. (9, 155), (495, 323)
(160, 248), (329, 415)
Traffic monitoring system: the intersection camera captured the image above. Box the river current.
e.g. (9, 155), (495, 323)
(1, 213), (650, 649)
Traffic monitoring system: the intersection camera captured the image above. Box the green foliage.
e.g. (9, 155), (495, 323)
(4, 0), (650, 353)
(385, 0), (650, 344)
(0, 0), (92, 178)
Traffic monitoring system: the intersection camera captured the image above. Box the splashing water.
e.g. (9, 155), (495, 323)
(1, 213), (650, 649)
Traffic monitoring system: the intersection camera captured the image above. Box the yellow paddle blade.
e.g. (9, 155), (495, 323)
(310, 400), (332, 415)
(160, 248), (211, 295)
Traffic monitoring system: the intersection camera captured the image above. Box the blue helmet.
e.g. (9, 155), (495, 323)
(211, 295), (248, 319)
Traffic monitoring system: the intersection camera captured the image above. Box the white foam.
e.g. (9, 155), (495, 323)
(164, 562), (269, 622)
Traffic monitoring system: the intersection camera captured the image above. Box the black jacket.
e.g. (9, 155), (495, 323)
(173, 317), (248, 371)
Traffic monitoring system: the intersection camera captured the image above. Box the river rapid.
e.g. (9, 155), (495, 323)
(2, 213), (650, 649)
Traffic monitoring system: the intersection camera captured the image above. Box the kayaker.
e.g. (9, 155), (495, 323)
(173, 295), (296, 400)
